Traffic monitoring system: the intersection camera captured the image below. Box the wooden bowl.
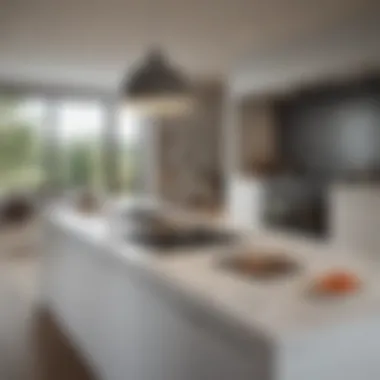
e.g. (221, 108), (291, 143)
(222, 252), (300, 279)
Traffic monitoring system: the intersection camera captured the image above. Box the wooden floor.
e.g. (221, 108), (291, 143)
(0, 236), (95, 380)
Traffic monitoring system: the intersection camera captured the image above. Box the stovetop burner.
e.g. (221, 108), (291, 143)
(121, 206), (237, 252)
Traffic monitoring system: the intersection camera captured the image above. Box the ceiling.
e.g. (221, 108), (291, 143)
(0, 0), (376, 91)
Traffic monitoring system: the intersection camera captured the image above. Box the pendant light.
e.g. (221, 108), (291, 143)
(121, 49), (193, 116)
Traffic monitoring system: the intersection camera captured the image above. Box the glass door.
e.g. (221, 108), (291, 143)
(57, 101), (105, 191)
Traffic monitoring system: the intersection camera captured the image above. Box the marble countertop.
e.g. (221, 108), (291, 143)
(47, 200), (380, 343)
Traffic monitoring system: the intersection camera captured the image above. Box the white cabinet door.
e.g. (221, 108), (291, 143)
(66, 240), (110, 372)
(95, 263), (145, 380)
(43, 225), (80, 322)
(97, 266), (266, 380)
(43, 226), (111, 376)
(134, 284), (264, 380)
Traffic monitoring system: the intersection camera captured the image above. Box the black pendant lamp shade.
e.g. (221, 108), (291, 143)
(122, 50), (193, 115)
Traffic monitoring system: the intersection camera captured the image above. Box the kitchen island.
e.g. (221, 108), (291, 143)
(42, 202), (380, 380)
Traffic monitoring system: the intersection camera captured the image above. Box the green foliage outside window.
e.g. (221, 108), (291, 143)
(0, 97), (142, 194)
(64, 139), (104, 190)
(0, 97), (44, 192)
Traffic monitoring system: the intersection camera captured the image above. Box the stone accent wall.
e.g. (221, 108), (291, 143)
(156, 82), (224, 209)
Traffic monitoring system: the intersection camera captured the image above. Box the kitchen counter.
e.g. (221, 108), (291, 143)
(44, 200), (380, 380)
(330, 182), (380, 255)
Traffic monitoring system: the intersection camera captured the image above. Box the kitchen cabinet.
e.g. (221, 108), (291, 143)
(45, 206), (380, 380)
(100, 272), (258, 380)
(43, 223), (264, 380)
(43, 224), (111, 375)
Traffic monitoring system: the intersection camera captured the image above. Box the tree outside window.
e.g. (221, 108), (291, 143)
(0, 97), (45, 194)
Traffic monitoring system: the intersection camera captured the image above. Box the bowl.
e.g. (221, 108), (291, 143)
(220, 251), (301, 280)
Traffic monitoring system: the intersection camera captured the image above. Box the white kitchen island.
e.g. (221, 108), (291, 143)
(42, 203), (380, 380)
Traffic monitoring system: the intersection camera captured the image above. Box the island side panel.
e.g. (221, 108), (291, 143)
(278, 318), (380, 380)
(43, 219), (275, 380)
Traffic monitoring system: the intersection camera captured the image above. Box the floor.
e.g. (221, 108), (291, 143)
(0, 224), (94, 380)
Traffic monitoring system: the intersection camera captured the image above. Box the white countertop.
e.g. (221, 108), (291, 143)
(47, 201), (380, 343)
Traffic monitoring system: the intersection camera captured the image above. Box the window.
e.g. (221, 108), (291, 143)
(0, 96), (46, 193)
(117, 109), (144, 193)
(57, 101), (105, 190)
(0, 96), (148, 196)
